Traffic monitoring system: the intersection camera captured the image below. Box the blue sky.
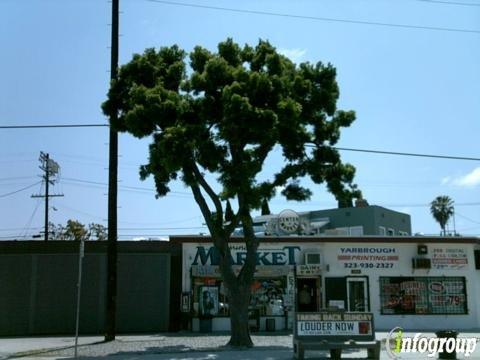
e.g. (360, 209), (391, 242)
(1, 0), (480, 239)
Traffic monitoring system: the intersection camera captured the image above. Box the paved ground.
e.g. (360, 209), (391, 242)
(1, 332), (480, 359)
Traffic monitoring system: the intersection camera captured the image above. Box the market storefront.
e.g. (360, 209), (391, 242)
(174, 236), (480, 332)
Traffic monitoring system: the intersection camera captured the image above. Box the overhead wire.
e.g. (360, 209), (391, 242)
(416, 0), (480, 6)
(0, 124), (108, 129)
(455, 212), (480, 225)
(146, 0), (480, 34)
(21, 198), (43, 239)
(0, 181), (42, 198)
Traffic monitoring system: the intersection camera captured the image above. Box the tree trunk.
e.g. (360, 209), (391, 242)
(227, 284), (253, 347)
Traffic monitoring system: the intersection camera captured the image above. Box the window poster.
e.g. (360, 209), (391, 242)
(199, 286), (219, 316)
(380, 277), (467, 315)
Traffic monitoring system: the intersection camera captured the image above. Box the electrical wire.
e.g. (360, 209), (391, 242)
(20, 198), (42, 239)
(318, 145), (480, 162)
(146, 0), (480, 34)
(455, 212), (480, 225)
(61, 177), (192, 196)
(0, 181), (42, 198)
(416, 0), (480, 6)
(117, 226), (206, 230)
(0, 124), (108, 129)
(0, 176), (37, 182)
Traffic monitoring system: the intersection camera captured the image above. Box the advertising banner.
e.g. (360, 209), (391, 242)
(295, 312), (375, 341)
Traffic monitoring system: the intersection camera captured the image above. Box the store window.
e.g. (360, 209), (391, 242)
(250, 278), (287, 316)
(192, 277), (288, 317)
(380, 277), (468, 315)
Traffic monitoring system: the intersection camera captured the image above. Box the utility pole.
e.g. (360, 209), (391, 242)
(105, 0), (119, 342)
(32, 152), (63, 241)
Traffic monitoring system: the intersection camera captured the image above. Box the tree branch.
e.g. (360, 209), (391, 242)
(190, 183), (214, 232)
(225, 212), (240, 236)
(191, 162), (224, 220)
(236, 193), (258, 284)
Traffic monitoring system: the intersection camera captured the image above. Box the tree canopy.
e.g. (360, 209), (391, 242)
(102, 38), (360, 346)
(430, 195), (454, 236)
(49, 220), (107, 241)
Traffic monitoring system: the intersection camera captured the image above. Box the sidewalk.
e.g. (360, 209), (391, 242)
(1, 332), (480, 359)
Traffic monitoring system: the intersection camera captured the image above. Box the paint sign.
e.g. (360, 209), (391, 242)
(296, 312), (374, 338)
(432, 248), (468, 270)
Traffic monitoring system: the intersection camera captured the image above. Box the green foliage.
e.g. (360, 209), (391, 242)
(102, 38), (361, 219)
(89, 223), (108, 241)
(48, 220), (107, 241)
(64, 220), (88, 241)
(430, 195), (454, 235)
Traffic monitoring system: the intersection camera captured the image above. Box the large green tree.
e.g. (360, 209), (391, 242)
(103, 39), (360, 346)
(430, 195), (454, 236)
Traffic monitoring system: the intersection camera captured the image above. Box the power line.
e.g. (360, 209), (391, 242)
(146, 0), (480, 34)
(417, 0), (480, 6)
(0, 181), (42, 198)
(384, 201), (480, 208)
(330, 146), (480, 161)
(61, 177), (192, 196)
(0, 176), (37, 182)
(20, 198), (43, 239)
(455, 212), (480, 225)
(117, 226), (206, 230)
(0, 124), (108, 129)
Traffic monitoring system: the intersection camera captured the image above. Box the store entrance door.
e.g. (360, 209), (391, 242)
(297, 278), (320, 312)
(346, 277), (369, 312)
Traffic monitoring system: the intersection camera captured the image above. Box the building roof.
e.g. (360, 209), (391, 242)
(170, 235), (480, 245)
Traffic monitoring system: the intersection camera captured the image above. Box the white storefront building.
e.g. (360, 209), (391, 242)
(175, 236), (480, 332)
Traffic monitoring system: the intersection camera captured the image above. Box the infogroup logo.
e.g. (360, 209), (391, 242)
(386, 327), (478, 358)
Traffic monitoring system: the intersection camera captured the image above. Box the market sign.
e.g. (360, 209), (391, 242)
(295, 312), (375, 341)
(191, 245), (301, 266)
(432, 248), (468, 270)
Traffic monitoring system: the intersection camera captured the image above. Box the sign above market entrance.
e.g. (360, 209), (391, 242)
(191, 245), (301, 266)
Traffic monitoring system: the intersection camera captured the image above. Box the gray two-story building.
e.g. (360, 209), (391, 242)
(244, 202), (411, 237)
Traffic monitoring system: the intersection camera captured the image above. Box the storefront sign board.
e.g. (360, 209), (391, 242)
(295, 312), (375, 341)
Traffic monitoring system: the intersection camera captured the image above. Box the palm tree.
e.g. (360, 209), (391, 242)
(430, 195), (454, 236)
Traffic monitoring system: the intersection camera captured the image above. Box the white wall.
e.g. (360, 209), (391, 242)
(182, 240), (480, 331)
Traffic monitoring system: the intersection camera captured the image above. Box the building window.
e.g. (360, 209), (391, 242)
(387, 228), (395, 236)
(379, 227), (386, 236)
(336, 227), (350, 236)
(192, 276), (288, 317)
(379, 277), (467, 315)
(350, 226), (364, 236)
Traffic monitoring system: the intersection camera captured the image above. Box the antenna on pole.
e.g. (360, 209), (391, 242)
(31, 152), (64, 241)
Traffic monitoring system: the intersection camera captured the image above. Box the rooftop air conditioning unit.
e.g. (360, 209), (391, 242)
(305, 253), (322, 266)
